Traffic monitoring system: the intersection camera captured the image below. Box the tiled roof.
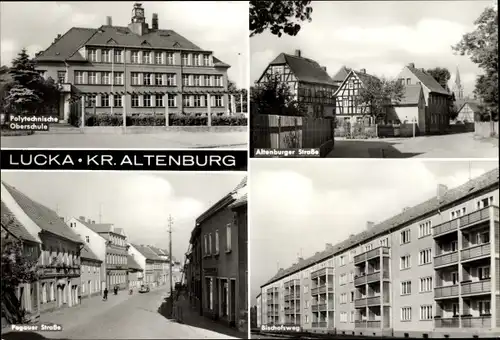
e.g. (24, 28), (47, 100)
(263, 168), (499, 287)
(269, 53), (336, 86)
(460, 101), (482, 114)
(394, 85), (423, 105)
(127, 255), (143, 271)
(332, 66), (351, 83)
(229, 194), (247, 209)
(407, 66), (450, 95)
(36, 27), (97, 62)
(1, 201), (40, 243)
(3, 183), (82, 244)
(353, 70), (379, 84)
(80, 246), (101, 262)
(149, 245), (168, 257)
(132, 244), (163, 261)
(79, 218), (114, 234)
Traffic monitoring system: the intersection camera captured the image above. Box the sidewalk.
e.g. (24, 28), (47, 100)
(172, 292), (247, 339)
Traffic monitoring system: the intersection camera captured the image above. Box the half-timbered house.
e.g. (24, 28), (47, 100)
(256, 50), (337, 118)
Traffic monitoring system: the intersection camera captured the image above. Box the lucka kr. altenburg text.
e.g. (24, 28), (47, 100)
(9, 153), (237, 168)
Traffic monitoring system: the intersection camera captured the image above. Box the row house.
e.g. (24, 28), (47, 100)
(149, 246), (170, 286)
(80, 247), (102, 299)
(1, 182), (83, 316)
(127, 255), (144, 289)
(259, 168), (499, 338)
(256, 50), (337, 118)
(127, 244), (147, 288)
(188, 176), (248, 332)
(34, 3), (236, 122)
(132, 244), (164, 288)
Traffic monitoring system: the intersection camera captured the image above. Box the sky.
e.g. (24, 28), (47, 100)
(249, 160), (498, 304)
(0, 1), (249, 89)
(1, 171), (244, 263)
(250, 0), (494, 97)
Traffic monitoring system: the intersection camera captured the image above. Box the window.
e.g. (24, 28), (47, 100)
(102, 72), (111, 85)
(155, 73), (163, 86)
(401, 307), (412, 321)
(420, 305), (432, 320)
(131, 51), (139, 63)
(226, 223), (232, 251)
(477, 196), (493, 209)
(204, 234), (208, 255)
(419, 221), (431, 238)
(340, 293), (347, 304)
(340, 312), (348, 323)
(155, 52), (162, 64)
(143, 73), (152, 86)
(132, 73), (140, 85)
(114, 72), (123, 85)
(86, 94), (96, 106)
(451, 240), (458, 251)
(143, 94), (151, 107)
(215, 230), (219, 254)
(380, 238), (389, 247)
(419, 277), (432, 292)
(88, 49), (97, 62)
(166, 52), (174, 65)
(101, 94), (109, 107)
(167, 94), (176, 108)
(401, 280), (411, 295)
(131, 94), (139, 107)
(304, 285), (309, 294)
(194, 75), (201, 86)
(400, 255), (411, 269)
(339, 255), (345, 266)
(419, 249), (432, 265)
(478, 266), (490, 280)
(350, 311), (355, 323)
(183, 95), (191, 107)
(143, 51), (152, 64)
(183, 75), (189, 86)
(339, 273), (347, 285)
(451, 271), (459, 285)
(477, 231), (490, 244)
(57, 71), (66, 83)
(406, 78), (411, 85)
(167, 74), (176, 86)
(204, 75), (211, 86)
(155, 95), (163, 107)
(75, 71), (84, 84)
(478, 300), (491, 315)
(114, 50), (123, 63)
(182, 54), (188, 65)
(194, 95), (203, 107)
(208, 233), (212, 254)
(193, 54), (200, 66)
(350, 291), (354, 302)
(451, 207), (466, 219)
(305, 315), (309, 323)
(365, 244), (373, 252)
(88, 72), (97, 84)
(102, 50), (111, 63)
(215, 76), (223, 87)
(400, 229), (411, 244)
(349, 272), (354, 282)
(203, 54), (210, 66)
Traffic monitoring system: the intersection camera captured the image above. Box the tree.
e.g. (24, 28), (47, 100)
(453, 7), (498, 121)
(356, 77), (405, 123)
(250, 0), (313, 37)
(426, 67), (451, 91)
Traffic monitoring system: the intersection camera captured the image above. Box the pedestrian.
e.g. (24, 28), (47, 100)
(103, 288), (108, 301)
(114, 285), (118, 295)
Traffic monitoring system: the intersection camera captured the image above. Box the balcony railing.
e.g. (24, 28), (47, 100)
(461, 315), (492, 328)
(434, 285), (459, 298)
(366, 271), (381, 283)
(312, 305), (319, 312)
(354, 246), (389, 265)
(461, 279), (491, 295)
(355, 296), (381, 308)
(354, 275), (366, 287)
(366, 320), (381, 328)
(459, 206), (497, 230)
(311, 267), (333, 279)
(434, 251), (458, 268)
(39, 266), (80, 277)
(318, 303), (327, 312)
(434, 317), (460, 328)
(461, 243), (490, 261)
(433, 219), (459, 237)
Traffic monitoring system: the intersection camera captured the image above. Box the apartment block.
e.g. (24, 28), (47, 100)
(259, 168), (499, 338)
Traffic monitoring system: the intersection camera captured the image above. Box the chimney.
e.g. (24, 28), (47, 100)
(79, 216), (85, 221)
(92, 220), (95, 224)
(325, 243), (333, 251)
(152, 13), (158, 30)
(360, 68), (366, 74)
(278, 268), (284, 273)
(321, 66), (327, 72)
(437, 184), (448, 201)
(295, 49), (301, 57)
(60, 217), (65, 221)
(408, 62), (415, 68)
(87, 218), (91, 224)
(106, 16), (112, 26)
(298, 257), (304, 263)
(366, 221), (375, 229)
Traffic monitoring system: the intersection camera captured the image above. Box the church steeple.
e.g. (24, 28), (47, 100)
(453, 65), (464, 100)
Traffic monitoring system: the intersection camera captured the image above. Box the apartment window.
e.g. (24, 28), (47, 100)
(182, 74), (189, 86)
(215, 76), (223, 87)
(155, 73), (163, 86)
(419, 277), (432, 292)
(131, 73), (140, 85)
(349, 272), (354, 282)
(338, 255), (345, 266)
(478, 266), (490, 280)
(143, 73), (152, 86)
(350, 311), (355, 323)
(365, 244), (373, 252)
(451, 207), (467, 219)
(143, 94), (151, 107)
(400, 229), (411, 244)
(101, 94), (110, 107)
(194, 95), (203, 107)
(155, 52), (162, 64)
(167, 94), (176, 107)
(194, 75), (201, 87)
(166, 52), (174, 65)
(155, 95), (164, 107)
(478, 300), (491, 315)
(182, 54), (189, 65)
(419, 221), (432, 238)
(204, 75), (211, 87)
(88, 49), (97, 62)
(339, 273), (347, 285)
(401, 307), (412, 321)
(143, 51), (152, 64)
(340, 312), (348, 323)
(75, 71), (84, 84)
(400, 255), (411, 269)
(340, 293), (347, 304)
(131, 51), (139, 63)
(401, 280), (411, 295)
(167, 74), (176, 86)
(203, 54), (210, 66)
(102, 72), (111, 85)
(114, 50), (123, 63)
(102, 50), (111, 63)
(193, 54), (200, 66)
(208, 233), (212, 254)
(380, 238), (389, 247)
(419, 249), (432, 265)
(183, 95), (191, 107)
(477, 196), (494, 209)
(477, 231), (490, 244)
(114, 72), (123, 85)
(215, 230), (219, 254)
(350, 291), (354, 302)
(304, 315), (309, 323)
(226, 223), (232, 251)
(451, 271), (459, 285)
(88, 72), (97, 84)
(57, 71), (66, 83)
(212, 95), (222, 107)
(131, 94), (139, 107)
(420, 305), (432, 320)
(304, 285), (309, 294)
(451, 240), (458, 251)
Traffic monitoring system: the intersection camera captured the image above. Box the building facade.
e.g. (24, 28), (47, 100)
(257, 50), (337, 118)
(259, 168), (500, 338)
(127, 254), (144, 289)
(132, 244), (163, 287)
(455, 102), (480, 123)
(34, 3), (236, 123)
(80, 248), (102, 299)
(389, 85), (427, 135)
(256, 293), (262, 328)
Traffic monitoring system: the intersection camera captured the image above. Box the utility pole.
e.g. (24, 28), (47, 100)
(99, 203), (103, 223)
(168, 214), (174, 298)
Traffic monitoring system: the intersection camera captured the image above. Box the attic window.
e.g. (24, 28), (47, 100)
(55, 52), (60, 55)
(173, 42), (181, 48)
(116, 28), (129, 35)
(159, 32), (171, 37)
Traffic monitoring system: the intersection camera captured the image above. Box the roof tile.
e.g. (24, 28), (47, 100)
(268, 53), (337, 86)
(407, 67), (450, 95)
(1, 201), (40, 243)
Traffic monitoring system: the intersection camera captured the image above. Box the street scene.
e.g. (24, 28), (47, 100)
(249, 0), (498, 158)
(0, 1), (248, 148)
(1, 171), (247, 339)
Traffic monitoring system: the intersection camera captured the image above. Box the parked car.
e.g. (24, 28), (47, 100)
(139, 285), (150, 293)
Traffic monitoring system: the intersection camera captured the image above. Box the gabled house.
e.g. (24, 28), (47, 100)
(388, 84), (427, 134)
(127, 254), (144, 289)
(256, 50), (337, 118)
(455, 101), (482, 123)
(79, 247), (102, 299)
(148, 246), (170, 286)
(127, 243), (147, 288)
(331, 66), (352, 87)
(397, 63), (452, 134)
(132, 244), (164, 288)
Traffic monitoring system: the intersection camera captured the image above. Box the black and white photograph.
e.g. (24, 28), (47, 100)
(0, 1), (248, 149)
(1, 171), (248, 339)
(249, 0), (498, 158)
(249, 160), (499, 338)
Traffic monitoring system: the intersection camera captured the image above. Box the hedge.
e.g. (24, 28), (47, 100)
(80, 113), (247, 127)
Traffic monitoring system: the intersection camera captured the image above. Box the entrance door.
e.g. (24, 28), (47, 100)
(230, 279), (236, 324)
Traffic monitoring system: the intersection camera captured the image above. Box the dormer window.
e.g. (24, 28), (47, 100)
(142, 51), (152, 64)
(88, 49), (97, 62)
(182, 54), (188, 66)
(203, 55), (210, 66)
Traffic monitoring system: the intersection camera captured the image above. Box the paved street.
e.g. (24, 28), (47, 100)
(327, 133), (498, 158)
(4, 287), (239, 339)
(0, 131), (248, 149)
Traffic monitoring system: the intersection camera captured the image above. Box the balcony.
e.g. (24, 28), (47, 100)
(461, 279), (491, 296)
(433, 219), (459, 238)
(58, 83), (72, 93)
(39, 265), (80, 277)
(461, 315), (492, 328)
(366, 271), (381, 284)
(459, 206), (498, 230)
(312, 304), (319, 312)
(311, 282), (333, 295)
(318, 303), (327, 312)
(311, 267), (333, 279)
(107, 264), (128, 270)
(434, 251), (458, 268)
(355, 296), (381, 308)
(434, 285), (459, 299)
(354, 271), (385, 286)
(355, 320), (380, 328)
(312, 321), (328, 328)
(354, 246), (389, 265)
(434, 317), (459, 328)
(461, 243), (490, 262)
